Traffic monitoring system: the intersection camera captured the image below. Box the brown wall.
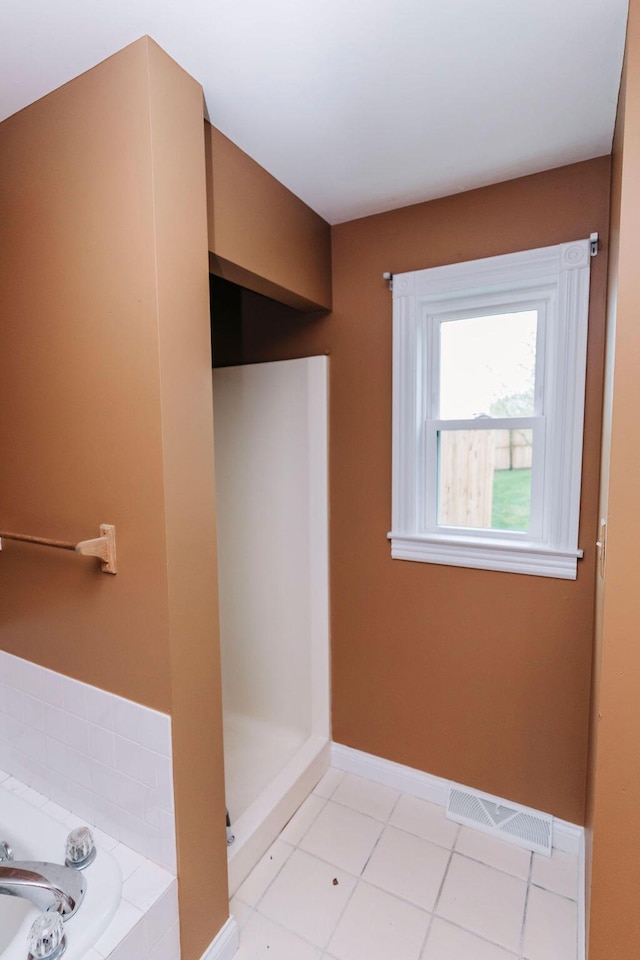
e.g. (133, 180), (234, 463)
(243, 158), (611, 823)
(0, 39), (228, 959)
(587, 1), (640, 953)
(147, 42), (229, 960)
(206, 123), (332, 311)
(0, 26), (618, 956)
(0, 39), (171, 708)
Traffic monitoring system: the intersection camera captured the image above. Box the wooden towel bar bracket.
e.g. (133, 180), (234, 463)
(0, 523), (117, 574)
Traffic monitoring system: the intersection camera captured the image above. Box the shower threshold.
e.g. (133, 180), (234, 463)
(226, 734), (330, 896)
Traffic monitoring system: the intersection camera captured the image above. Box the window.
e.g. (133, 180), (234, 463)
(389, 240), (593, 579)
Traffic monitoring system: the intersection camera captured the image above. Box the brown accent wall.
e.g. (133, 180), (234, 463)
(0, 39), (170, 707)
(147, 42), (229, 960)
(205, 123), (332, 311)
(587, 1), (640, 953)
(243, 158), (611, 823)
(0, 38), (228, 959)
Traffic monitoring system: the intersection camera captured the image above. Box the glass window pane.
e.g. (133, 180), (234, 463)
(439, 311), (537, 420)
(437, 428), (533, 531)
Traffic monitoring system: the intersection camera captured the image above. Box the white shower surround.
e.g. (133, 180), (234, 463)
(213, 356), (331, 894)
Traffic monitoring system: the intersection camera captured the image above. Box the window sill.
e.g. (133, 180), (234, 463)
(388, 532), (583, 579)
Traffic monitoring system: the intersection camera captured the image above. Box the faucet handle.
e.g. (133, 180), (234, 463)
(0, 840), (13, 861)
(28, 913), (66, 960)
(65, 826), (95, 869)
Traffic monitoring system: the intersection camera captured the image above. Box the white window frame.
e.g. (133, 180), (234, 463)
(389, 240), (592, 579)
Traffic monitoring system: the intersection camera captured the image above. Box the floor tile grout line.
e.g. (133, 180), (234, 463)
(431, 842), (530, 957)
(297, 774), (407, 879)
(288, 831), (458, 946)
(519, 848), (534, 959)
(230, 893), (254, 915)
(249, 789), (373, 956)
(232, 789), (329, 903)
(312, 768), (345, 802)
(248, 899), (333, 954)
(297, 822), (385, 878)
(358, 816), (386, 876)
(452, 824), (536, 880)
(429, 914), (522, 958)
(238, 839), (295, 910)
(450, 847), (532, 883)
(288, 843), (439, 919)
(319, 794), (397, 828)
(386, 786), (403, 823)
(419, 823), (459, 958)
(332, 770), (403, 824)
(281, 791), (329, 845)
(336, 872), (433, 921)
(326, 793), (465, 852)
(420, 844), (536, 888)
(283, 843), (374, 882)
(393, 814), (457, 840)
(323, 774), (481, 839)
(227, 900), (256, 941)
(528, 878), (580, 903)
(333, 802), (458, 847)
(319, 866), (362, 954)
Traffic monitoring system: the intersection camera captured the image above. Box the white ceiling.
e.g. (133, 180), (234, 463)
(0, 0), (628, 224)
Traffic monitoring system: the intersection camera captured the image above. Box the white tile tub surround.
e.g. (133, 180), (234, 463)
(0, 770), (179, 960)
(0, 651), (176, 872)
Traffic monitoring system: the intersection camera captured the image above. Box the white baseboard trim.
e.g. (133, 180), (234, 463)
(553, 817), (585, 856)
(331, 742), (449, 805)
(199, 916), (240, 960)
(330, 742), (584, 855)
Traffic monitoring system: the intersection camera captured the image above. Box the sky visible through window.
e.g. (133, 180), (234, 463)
(439, 310), (538, 420)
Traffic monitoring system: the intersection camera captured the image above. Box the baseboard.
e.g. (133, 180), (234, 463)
(553, 817), (584, 856)
(331, 742), (449, 805)
(199, 916), (240, 960)
(331, 742), (583, 855)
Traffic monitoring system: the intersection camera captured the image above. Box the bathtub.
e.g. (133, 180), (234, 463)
(0, 788), (121, 960)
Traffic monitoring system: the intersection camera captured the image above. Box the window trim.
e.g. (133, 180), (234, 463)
(388, 240), (592, 579)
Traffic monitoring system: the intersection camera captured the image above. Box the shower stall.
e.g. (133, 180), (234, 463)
(212, 355), (330, 894)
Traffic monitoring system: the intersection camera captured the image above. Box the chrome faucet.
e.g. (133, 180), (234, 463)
(0, 861), (85, 918)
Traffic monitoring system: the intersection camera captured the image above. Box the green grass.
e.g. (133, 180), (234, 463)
(492, 468), (531, 531)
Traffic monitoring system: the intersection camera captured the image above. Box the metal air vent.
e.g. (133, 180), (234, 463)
(446, 785), (553, 856)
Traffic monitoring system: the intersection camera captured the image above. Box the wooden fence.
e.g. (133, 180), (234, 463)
(439, 429), (532, 527)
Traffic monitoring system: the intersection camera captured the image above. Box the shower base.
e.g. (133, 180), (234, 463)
(224, 714), (329, 895)
(223, 711), (308, 822)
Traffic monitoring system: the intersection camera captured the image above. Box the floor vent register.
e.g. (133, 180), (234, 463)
(446, 784), (553, 856)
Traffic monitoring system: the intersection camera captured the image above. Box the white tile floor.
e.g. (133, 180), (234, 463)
(230, 768), (580, 960)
